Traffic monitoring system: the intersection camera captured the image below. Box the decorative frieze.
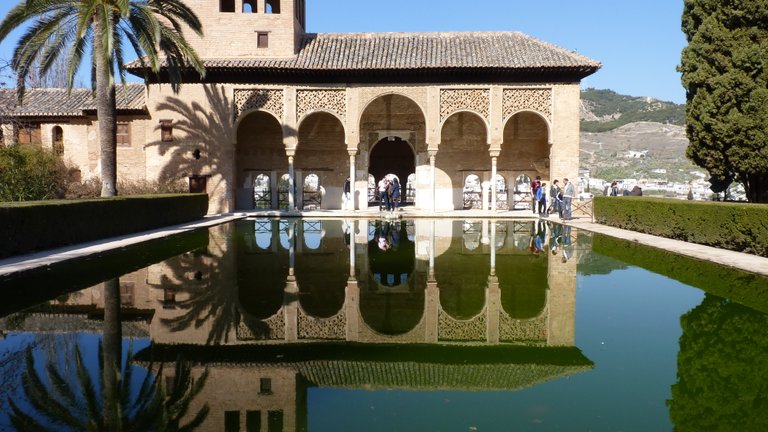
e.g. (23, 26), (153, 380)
(234, 88), (284, 121)
(437, 308), (487, 341)
(502, 88), (552, 122)
(499, 308), (549, 342)
(237, 310), (286, 341)
(297, 89), (347, 122)
(298, 310), (347, 340)
(440, 89), (490, 122)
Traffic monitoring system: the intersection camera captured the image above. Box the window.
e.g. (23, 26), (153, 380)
(119, 282), (134, 306)
(259, 378), (272, 394)
(265, 0), (280, 14)
(52, 126), (64, 156)
(160, 119), (173, 142)
(17, 124), (41, 145)
(116, 122), (130, 147)
(220, 0), (235, 12)
(225, 411), (240, 432)
(267, 411), (283, 432)
(257, 32), (269, 48)
(246, 411), (261, 432)
(242, 0), (256, 13)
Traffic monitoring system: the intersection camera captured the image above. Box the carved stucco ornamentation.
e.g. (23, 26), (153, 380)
(298, 309), (347, 340)
(502, 88), (552, 122)
(297, 89), (347, 123)
(440, 89), (490, 122)
(498, 308), (549, 342)
(437, 308), (487, 342)
(236, 310), (286, 341)
(234, 88), (284, 122)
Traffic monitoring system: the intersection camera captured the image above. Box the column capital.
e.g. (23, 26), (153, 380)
(347, 148), (358, 157)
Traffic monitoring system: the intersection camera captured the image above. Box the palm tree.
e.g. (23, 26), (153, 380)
(0, 0), (205, 196)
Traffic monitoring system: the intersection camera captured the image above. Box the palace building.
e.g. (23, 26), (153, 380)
(0, 0), (600, 214)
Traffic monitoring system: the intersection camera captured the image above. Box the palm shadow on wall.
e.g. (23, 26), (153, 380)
(145, 85), (234, 194)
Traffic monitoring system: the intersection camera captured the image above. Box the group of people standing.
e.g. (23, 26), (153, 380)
(530, 176), (576, 220)
(377, 177), (401, 212)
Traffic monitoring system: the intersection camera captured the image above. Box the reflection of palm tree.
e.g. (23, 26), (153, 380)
(8, 278), (209, 431)
(8, 345), (209, 431)
(160, 228), (242, 345)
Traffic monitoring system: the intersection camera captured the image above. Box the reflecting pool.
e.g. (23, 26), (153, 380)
(1, 218), (768, 431)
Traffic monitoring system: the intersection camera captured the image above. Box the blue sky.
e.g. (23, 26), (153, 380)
(0, 0), (687, 103)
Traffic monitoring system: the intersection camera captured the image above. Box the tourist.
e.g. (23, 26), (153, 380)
(391, 178), (401, 211)
(537, 182), (548, 216)
(562, 178), (576, 220)
(531, 176), (542, 214)
(378, 177), (389, 211)
(343, 177), (351, 208)
(610, 181), (619, 196)
(549, 180), (561, 215)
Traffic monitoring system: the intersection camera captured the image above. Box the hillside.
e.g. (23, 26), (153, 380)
(580, 88), (685, 132)
(579, 89), (700, 183)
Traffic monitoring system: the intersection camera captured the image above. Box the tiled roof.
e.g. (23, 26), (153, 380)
(0, 84), (145, 118)
(127, 31), (601, 73)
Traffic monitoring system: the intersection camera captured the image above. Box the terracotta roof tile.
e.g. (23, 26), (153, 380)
(0, 84), (145, 118)
(126, 31), (601, 72)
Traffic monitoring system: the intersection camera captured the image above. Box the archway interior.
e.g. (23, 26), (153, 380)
(369, 137), (415, 203)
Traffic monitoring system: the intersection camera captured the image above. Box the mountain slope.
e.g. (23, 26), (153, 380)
(580, 88), (685, 132)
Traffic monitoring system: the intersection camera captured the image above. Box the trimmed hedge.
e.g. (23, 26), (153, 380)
(594, 196), (768, 257)
(0, 194), (208, 259)
(592, 234), (768, 313)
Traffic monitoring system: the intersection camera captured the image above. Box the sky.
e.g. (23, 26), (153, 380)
(0, 0), (687, 103)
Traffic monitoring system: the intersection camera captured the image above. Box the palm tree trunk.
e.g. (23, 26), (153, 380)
(95, 11), (117, 197)
(102, 277), (122, 430)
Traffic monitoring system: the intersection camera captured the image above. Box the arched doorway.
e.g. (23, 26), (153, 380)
(236, 110), (285, 210)
(359, 94), (426, 208)
(368, 136), (415, 206)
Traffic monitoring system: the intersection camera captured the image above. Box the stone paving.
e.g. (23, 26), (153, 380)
(2, 209), (766, 279)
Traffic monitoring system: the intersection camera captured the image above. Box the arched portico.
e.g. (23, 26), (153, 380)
(235, 110), (286, 210)
(295, 111), (347, 209)
(436, 111), (491, 210)
(358, 94), (426, 209)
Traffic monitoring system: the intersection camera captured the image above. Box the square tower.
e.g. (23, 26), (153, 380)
(185, 0), (306, 59)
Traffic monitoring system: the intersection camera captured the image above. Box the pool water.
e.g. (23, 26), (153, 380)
(1, 218), (767, 432)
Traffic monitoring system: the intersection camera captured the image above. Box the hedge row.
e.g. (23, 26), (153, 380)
(593, 196), (768, 257)
(0, 194), (209, 259)
(592, 234), (768, 313)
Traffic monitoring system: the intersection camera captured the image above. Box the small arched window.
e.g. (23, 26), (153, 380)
(242, 0), (256, 13)
(52, 126), (64, 156)
(266, 0), (281, 14)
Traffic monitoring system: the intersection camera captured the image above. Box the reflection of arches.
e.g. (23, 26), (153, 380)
(236, 221), (288, 320)
(436, 222), (489, 319)
(497, 254), (548, 319)
(296, 221), (348, 318)
(463, 174), (482, 209)
(360, 220), (423, 335)
(52, 126), (63, 156)
(242, 0), (255, 12)
(265, 0), (280, 14)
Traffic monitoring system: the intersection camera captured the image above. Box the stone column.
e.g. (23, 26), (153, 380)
(491, 156), (498, 211)
(288, 155), (296, 210)
(429, 150), (437, 212)
(348, 151), (356, 211)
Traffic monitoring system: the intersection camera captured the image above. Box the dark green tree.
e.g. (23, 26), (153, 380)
(679, 0), (768, 203)
(0, 0), (205, 197)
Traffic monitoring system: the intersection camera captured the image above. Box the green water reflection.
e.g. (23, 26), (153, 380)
(1, 218), (767, 431)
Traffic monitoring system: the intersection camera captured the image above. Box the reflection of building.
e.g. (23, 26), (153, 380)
(1, 219), (588, 432)
(0, 1), (599, 213)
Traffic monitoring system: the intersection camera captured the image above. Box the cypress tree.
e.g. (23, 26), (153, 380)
(680, 0), (768, 203)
